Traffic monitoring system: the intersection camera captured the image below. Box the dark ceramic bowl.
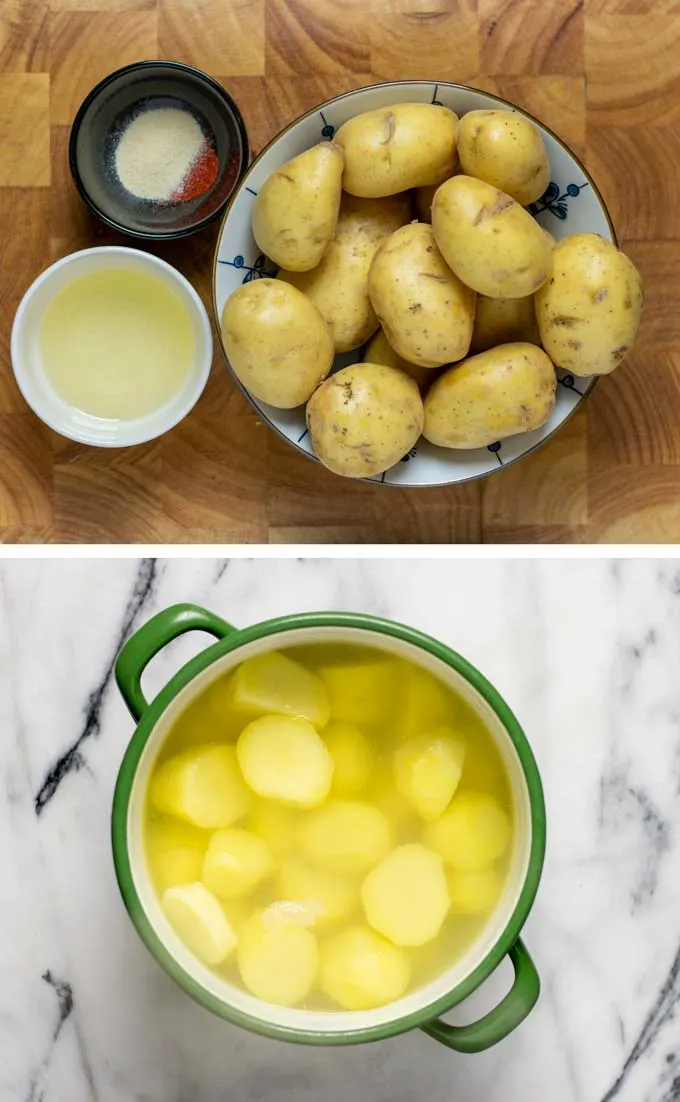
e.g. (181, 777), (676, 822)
(69, 60), (249, 240)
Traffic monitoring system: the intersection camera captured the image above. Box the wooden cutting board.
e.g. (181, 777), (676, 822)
(0, 0), (676, 544)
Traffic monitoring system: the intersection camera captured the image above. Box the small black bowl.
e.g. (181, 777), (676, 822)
(69, 60), (249, 240)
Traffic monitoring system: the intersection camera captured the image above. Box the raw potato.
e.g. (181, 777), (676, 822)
(278, 857), (358, 928)
(423, 342), (556, 449)
(202, 828), (273, 899)
(230, 650), (330, 729)
(447, 868), (504, 915)
(470, 294), (540, 354)
(162, 883), (237, 966)
(237, 715), (334, 808)
(278, 193), (411, 353)
(318, 654), (399, 725)
(535, 233), (644, 376)
(423, 792), (511, 870)
(368, 223), (476, 368)
(393, 729), (466, 821)
(306, 363), (424, 479)
(365, 328), (432, 392)
(221, 279), (333, 409)
(458, 110), (550, 206)
(251, 141), (344, 272)
(321, 925), (411, 1009)
(361, 844), (450, 946)
(237, 906), (319, 1006)
(324, 721), (375, 795)
(336, 102), (458, 198)
(151, 745), (251, 830)
(301, 800), (392, 874)
(432, 176), (552, 298)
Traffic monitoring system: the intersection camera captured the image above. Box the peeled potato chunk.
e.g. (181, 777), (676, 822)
(319, 657), (399, 726)
(162, 882), (237, 966)
(146, 819), (209, 892)
(372, 774), (418, 838)
(237, 906), (319, 1006)
(230, 651), (330, 729)
(279, 856), (358, 928)
(324, 722), (375, 795)
(393, 728), (466, 822)
(423, 792), (511, 870)
(202, 828), (273, 899)
(447, 867), (504, 915)
(396, 665), (452, 740)
(361, 843), (450, 946)
(151, 745), (251, 829)
(221, 896), (251, 933)
(321, 925), (410, 1010)
(301, 800), (392, 874)
(155, 847), (205, 893)
(237, 715), (334, 807)
(248, 800), (301, 858)
(264, 899), (323, 927)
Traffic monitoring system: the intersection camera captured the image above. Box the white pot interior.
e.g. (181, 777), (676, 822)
(127, 627), (533, 1033)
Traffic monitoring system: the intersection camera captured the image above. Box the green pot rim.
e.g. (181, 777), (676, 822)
(112, 610), (546, 1046)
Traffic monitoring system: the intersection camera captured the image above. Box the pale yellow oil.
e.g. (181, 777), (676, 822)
(144, 643), (514, 1010)
(40, 269), (194, 419)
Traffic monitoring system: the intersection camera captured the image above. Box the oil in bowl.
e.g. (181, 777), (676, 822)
(144, 643), (515, 1012)
(40, 268), (194, 420)
(11, 246), (213, 446)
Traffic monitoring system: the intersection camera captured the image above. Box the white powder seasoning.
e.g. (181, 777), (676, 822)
(114, 107), (205, 201)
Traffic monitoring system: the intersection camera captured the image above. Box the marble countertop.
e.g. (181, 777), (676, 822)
(2, 557), (680, 1102)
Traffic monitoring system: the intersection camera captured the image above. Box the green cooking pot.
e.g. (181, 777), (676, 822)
(112, 604), (545, 1053)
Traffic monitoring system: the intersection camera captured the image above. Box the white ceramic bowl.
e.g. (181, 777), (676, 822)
(12, 246), (213, 447)
(213, 81), (615, 487)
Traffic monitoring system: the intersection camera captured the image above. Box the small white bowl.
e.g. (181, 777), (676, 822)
(213, 81), (615, 488)
(11, 246), (213, 447)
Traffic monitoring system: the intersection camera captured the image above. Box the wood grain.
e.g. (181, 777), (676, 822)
(0, 0), (676, 543)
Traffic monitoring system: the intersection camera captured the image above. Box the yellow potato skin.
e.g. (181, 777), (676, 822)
(458, 110), (550, 207)
(535, 233), (644, 376)
(221, 279), (334, 409)
(470, 294), (540, 354)
(432, 176), (552, 298)
(364, 328), (432, 392)
(368, 223), (476, 368)
(423, 342), (556, 449)
(278, 193), (410, 353)
(336, 103), (458, 198)
(252, 142), (344, 272)
(306, 362), (424, 478)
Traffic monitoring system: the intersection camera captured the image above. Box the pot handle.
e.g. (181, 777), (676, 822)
(420, 939), (539, 1054)
(115, 603), (236, 721)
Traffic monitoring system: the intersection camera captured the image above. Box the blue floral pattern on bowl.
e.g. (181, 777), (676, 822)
(214, 81), (614, 489)
(219, 253), (276, 283)
(529, 180), (589, 221)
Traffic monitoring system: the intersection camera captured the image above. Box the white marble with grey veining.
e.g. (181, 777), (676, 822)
(1, 557), (680, 1102)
